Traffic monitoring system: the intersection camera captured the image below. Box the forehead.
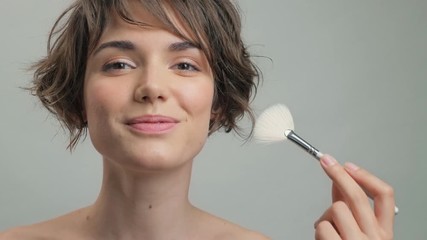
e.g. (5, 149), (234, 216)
(106, 0), (199, 45)
(115, 1), (164, 28)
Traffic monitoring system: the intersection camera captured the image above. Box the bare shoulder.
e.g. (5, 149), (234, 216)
(236, 229), (271, 240)
(219, 225), (271, 240)
(0, 225), (46, 240)
(0, 208), (90, 240)
(194, 208), (271, 240)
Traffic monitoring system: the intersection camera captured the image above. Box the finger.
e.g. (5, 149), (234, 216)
(344, 162), (395, 233)
(315, 221), (341, 240)
(319, 155), (377, 236)
(315, 201), (362, 239)
(332, 183), (344, 203)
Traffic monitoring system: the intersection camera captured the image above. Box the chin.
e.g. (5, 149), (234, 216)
(101, 143), (195, 173)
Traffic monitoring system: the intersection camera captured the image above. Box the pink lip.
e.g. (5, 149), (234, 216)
(126, 115), (179, 134)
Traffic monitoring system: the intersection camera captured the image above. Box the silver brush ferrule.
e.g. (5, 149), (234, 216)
(284, 130), (323, 160)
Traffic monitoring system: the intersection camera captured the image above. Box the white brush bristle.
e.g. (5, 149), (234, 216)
(254, 104), (295, 143)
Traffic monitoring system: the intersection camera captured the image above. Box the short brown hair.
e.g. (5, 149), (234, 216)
(30, 0), (260, 150)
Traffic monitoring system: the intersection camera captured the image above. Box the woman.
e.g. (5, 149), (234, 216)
(1, 0), (395, 239)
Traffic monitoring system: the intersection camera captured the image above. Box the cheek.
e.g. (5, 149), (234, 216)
(84, 81), (127, 120)
(84, 81), (128, 152)
(180, 81), (215, 119)
(84, 82), (130, 152)
(84, 84), (112, 136)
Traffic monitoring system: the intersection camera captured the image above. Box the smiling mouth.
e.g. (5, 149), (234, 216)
(126, 115), (179, 134)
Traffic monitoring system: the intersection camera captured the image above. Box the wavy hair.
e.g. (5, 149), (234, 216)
(30, 0), (260, 150)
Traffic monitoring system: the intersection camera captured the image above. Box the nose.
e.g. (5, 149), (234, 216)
(134, 67), (168, 103)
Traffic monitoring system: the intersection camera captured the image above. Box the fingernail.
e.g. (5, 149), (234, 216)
(344, 162), (360, 171)
(321, 155), (337, 167)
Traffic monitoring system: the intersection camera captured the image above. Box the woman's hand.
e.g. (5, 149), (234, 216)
(314, 154), (395, 240)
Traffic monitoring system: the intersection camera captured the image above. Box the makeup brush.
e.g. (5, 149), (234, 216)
(253, 103), (399, 215)
(254, 104), (323, 160)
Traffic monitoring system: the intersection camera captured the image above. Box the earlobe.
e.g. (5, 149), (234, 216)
(209, 107), (222, 132)
(210, 107), (221, 120)
(81, 109), (88, 126)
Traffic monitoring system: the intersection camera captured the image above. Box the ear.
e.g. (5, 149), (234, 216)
(209, 107), (222, 133)
(210, 107), (222, 120)
(76, 97), (87, 125)
(81, 106), (88, 126)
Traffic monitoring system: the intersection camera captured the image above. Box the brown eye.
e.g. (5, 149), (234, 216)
(174, 62), (199, 72)
(102, 61), (136, 72)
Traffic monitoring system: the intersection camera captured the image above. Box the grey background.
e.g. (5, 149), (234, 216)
(1, 0), (426, 239)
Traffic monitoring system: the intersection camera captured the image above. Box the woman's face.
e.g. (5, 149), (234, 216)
(84, 5), (214, 171)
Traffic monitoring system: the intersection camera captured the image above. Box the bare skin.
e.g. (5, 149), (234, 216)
(0, 4), (270, 240)
(1, 206), (269, 240)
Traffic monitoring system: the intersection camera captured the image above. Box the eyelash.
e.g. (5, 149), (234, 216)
(172, 62), (200, 72)
(102, 60), (136, 72)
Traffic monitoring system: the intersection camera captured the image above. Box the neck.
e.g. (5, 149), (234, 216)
(87, 158), (197, 240)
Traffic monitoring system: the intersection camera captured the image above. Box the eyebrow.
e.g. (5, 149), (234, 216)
(168, 41), (200, 52)
(93, 40), (200, 56)
(93, 40), (135, 55)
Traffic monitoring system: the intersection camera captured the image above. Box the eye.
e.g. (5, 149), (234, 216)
(173, 62), (200, 72)
(102, 60), (136, 73)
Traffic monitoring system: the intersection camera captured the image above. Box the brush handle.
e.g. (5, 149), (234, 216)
(284, 130), (399, 215)
(285, 130), (323, 160)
